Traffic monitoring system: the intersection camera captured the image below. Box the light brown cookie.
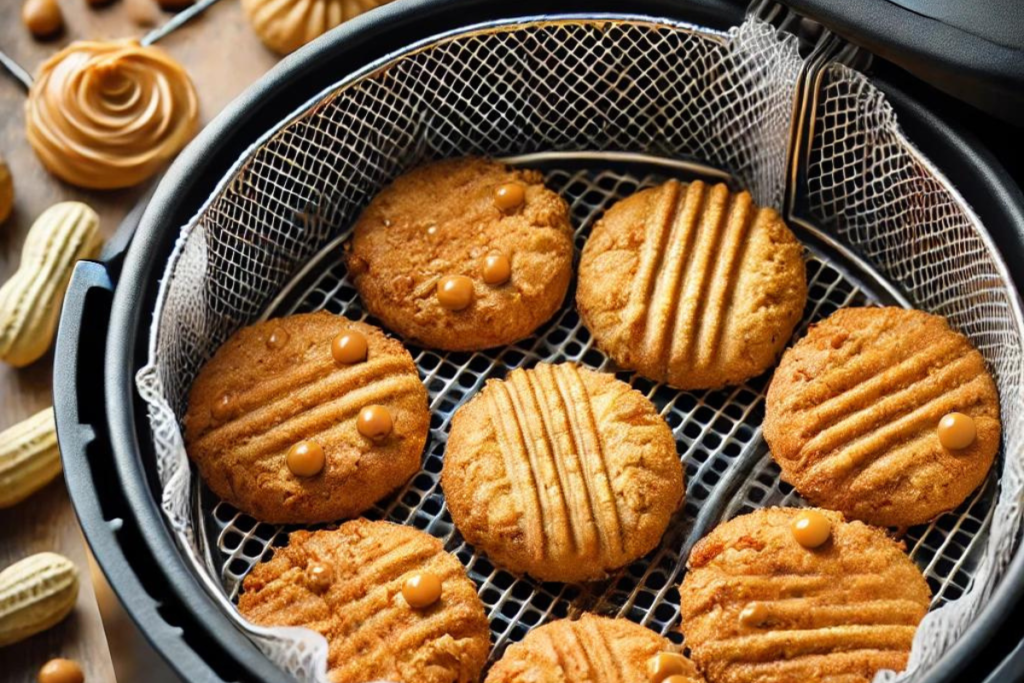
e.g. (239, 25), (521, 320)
(679, 507), (931, 683)
(238, 520), (490, 683)
(242, 0), (395, 55)
(345, 157), (574, 351)
(577, 180), (807, 390)
(764, 306), (1001, 528)
(184, 311), (429, 524)
(486, 614), (704, 683)
(442, 362), (683, 583)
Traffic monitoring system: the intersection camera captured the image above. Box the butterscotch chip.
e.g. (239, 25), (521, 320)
(184, 312), (429, 524)
(345, 157), (574, 351)
(937, 412), (976, 450)
(402, 571), (442, 608)
(493, 182), (525, 212)
(679, 508), (931, 683)
(286, 440), (325, 477)
(239, 520), (490, 683)
(442, 363), (683, 582)
(577, 180), (807, 389)
(485, 614), (703, 683)
(331, 329), (367, 364)
(482, 252), (511, 285)
(790, 509), (831, 548)
(764, 307), (1001, 527)
(357, 404), (393, 440)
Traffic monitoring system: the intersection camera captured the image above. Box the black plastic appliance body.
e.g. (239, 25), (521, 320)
(52, 1), (1024, 681)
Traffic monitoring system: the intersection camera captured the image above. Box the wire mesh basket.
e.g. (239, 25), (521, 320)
(134, 11), (1024, 683)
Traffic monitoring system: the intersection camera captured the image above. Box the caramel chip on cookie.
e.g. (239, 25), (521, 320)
(239, 520), (490, 683)
(184, 312), (429, 524)
(345, 157), (574, 351)
(680, 507), (930, 683)
(764, 307), (1000, 527)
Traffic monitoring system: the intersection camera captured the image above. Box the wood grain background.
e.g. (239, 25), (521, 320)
(1, 0), (278, 680)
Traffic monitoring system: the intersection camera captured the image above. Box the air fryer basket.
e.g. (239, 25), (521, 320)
(61, 5), (1024, 683)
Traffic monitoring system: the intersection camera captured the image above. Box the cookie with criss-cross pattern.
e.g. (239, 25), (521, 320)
(679, 507), (931, 683)
(577, 179), (807, 389)
(486, 614), (704, 683)
(184, 311), (429, 524)
(764, 306), (1000, 527)
(442, 362), (683, 583)
(345, 157), (574, 350)
(239, 520), (490, 683)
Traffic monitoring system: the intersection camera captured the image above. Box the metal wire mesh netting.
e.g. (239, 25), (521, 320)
(132, 13), (1024, 683)
(200, 165), (888, 633)
(802, 64), (1024, 683)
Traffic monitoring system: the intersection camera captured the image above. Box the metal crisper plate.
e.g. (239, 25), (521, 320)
(200, 159), (996, 661)
(129, 13), (1024, 682)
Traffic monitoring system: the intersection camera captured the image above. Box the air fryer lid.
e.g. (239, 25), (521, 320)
(782, 0), (1024, 123)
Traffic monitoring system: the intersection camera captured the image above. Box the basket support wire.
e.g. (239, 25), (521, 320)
(133, 13), (1024, 683)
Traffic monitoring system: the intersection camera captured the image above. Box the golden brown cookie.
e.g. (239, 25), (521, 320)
(679, 507), (931, 683)
(442, 362), (683, 583)
(241, 0), (395, 55)
(184, 311), (429, 524)
(577, 180), (807, 390)
(345, 157), (574, 351)
(238, 520), (490, 683)
(486, 614), (704, 683)
(764, 307), (1001, 528)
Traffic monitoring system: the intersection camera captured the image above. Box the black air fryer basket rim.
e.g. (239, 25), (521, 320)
(52, 1), (1024, 682)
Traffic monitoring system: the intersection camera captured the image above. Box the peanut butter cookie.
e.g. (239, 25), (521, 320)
(486, 614), (704, 683)
(184, 311), (429, 524)
(679, 507), (931, 683)
(442, 362), (683, 583)
(764, 307), (1001, 527)
(577, 180), (807, 389)
(345, 157), (574, 351)
(239, 520), (490, 683)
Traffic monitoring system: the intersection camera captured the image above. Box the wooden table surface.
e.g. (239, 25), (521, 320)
(0, 1), (278, 680)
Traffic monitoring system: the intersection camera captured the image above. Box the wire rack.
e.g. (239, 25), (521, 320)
(197, 162), (998, 664)
(132, 13), (1024, 683)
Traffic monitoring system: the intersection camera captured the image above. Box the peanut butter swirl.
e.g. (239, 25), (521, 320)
(26, 40), (199, 190)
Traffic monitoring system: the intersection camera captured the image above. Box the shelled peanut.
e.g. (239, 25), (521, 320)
(0, 202), (100, 367)
(0, 408), (61, 508)
(0, 155), (12, 225)
(22, 0), (64, 39)
(38, 658), (85, 683)
(0, 552), (79, 647)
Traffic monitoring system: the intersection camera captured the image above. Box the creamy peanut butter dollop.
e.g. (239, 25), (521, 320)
(25, 40), (199, 190)
(241, 0), (394, 55)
